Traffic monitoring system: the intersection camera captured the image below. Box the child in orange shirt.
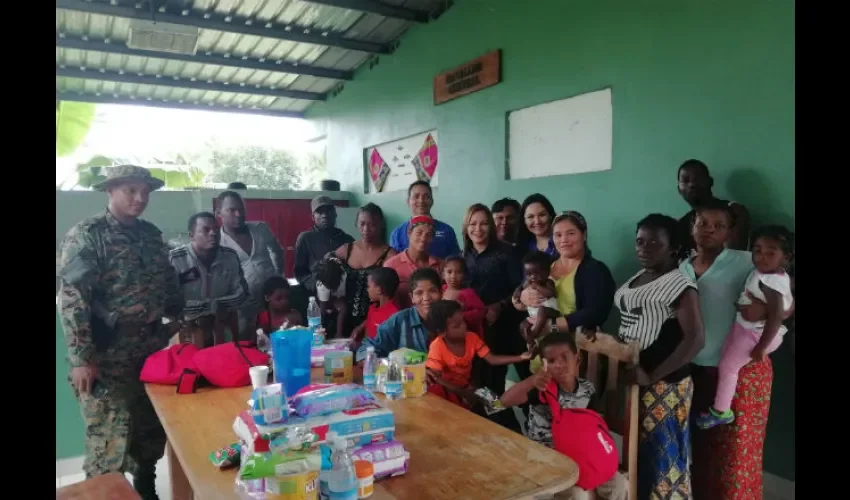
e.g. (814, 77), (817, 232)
(425, 300), (530, 409)
(441, 256), (486, 337)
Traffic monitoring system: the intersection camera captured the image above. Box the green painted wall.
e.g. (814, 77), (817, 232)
(309, 0), (794, 480)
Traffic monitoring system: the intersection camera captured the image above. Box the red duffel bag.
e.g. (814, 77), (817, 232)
(192, 340), (269, 388)
(140, 343), (199, 385)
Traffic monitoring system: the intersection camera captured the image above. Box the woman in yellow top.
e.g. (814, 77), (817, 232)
(517, 211), (617, 372)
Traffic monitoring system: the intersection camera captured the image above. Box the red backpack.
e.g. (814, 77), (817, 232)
(192, 340), (269, 388)
(140, 343), (200, 392)
(541, 381), (619, 491)
(140, 341), (268, 393)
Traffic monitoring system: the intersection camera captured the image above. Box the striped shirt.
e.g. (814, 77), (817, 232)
(169, 245), (250, 321)
(614, 269), (695, 350)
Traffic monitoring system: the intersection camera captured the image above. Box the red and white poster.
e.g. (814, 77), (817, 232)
(365, 130), (439, 193)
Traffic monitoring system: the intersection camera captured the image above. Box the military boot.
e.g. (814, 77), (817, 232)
(133, 466), (160, 500)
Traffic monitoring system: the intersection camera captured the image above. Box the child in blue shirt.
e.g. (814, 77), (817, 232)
(355, 267), (442, 362)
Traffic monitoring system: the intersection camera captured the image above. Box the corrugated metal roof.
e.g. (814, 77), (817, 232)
(56, 0), (453, 117)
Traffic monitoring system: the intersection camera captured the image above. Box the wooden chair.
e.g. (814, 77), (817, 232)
(575, 327), (640, 500)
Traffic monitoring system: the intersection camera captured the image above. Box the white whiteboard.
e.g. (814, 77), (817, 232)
(508, 88), (612, 180)
(365, 130), (439, 194)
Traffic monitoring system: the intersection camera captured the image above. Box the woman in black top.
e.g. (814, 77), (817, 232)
(334, 203), (396, 334)
(614, 214), (704, 500)
(461, 203), (524, 431)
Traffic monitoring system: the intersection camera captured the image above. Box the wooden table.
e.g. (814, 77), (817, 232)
(147, 369), (578, 499)
(56, 472), (140, 500)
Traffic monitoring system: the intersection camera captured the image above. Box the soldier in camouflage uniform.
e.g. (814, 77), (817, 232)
(58, 165), (183, 500)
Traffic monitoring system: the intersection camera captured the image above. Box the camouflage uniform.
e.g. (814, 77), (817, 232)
(58, 208), (183, 480)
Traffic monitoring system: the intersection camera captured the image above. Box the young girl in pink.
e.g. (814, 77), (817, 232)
(697, 225), (794, 429)
(441, 256), (486, 337)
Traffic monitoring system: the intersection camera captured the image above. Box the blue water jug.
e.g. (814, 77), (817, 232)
(271, 328), (312, 396)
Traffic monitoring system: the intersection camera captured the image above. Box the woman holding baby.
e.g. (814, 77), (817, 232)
(517, 210), (616, 338)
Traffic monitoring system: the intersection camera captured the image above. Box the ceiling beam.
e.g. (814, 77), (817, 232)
(57, 66), (326, 101)
(304, 0), (429, 23)
(56, 0), (390, 54)
(57, 91), (304, 118)
(56, 35), (354, 81)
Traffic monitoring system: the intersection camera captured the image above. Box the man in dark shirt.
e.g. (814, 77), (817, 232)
(677, 159), (751, 256)
(294, 196), (354, 294)
(491, 198), (522, 245)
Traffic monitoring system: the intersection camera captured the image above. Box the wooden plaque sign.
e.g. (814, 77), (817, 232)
(433, 50), (501, 105)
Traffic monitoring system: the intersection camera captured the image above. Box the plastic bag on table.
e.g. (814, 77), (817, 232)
(235, 478), (265, 500)
(235, 444), (266, 499)
(289, 383), (378, 418)
(240, 449), (319, 480)
(268, 426), (318, 454)
(473, 387), (508, 416)
(235, 446), (321, 500)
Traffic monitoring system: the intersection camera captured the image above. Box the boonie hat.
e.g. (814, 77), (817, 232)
(92, 165), (165, 192)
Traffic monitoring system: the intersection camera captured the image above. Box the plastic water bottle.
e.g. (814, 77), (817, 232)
(384, 358), (404, 400)
(326, 433), (357, 500)
(362, 347), (378, 392)
(318, 443), (333, 500)
(256, 329), (271, 354)
(307, 296), (324, 346)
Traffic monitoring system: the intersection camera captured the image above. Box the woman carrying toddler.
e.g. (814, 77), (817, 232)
(695, 225), (794, 430)
(517, 211), (615, 335)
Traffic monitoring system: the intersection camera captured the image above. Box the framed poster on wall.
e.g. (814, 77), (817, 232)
(364, 130), (439, 193)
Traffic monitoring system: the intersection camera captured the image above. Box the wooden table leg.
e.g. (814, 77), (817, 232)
(167, 441), (193, 500)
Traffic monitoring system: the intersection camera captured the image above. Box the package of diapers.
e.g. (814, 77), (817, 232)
(350, 440), (410, 479)
(234, 405), (395, 456)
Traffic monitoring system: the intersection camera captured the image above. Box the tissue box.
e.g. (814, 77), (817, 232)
(235, 405), (395, 456)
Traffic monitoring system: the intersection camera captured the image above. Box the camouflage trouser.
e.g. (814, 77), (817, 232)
(71, 333), (166, 478)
